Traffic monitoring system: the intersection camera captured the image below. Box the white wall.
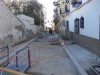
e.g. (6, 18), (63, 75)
(0, 0), (24, 43)
(17, 14), (39, 35)
(17, 14), (34, 25)
(65, 0), (100, 40)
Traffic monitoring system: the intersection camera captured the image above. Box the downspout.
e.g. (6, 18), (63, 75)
(66, 0), (92, 16)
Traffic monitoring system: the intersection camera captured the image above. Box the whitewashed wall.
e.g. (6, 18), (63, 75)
(17, 14), (39, 35)
(0, 0), (24, 45)
(65, 0), (100, 40)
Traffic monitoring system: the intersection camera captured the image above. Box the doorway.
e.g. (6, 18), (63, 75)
(74, 18), (80, 34)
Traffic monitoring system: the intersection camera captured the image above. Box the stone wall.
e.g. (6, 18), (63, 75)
(0, 1), (40, 47)
(0, 0), (24, 46)
(0, 0), (41, 47)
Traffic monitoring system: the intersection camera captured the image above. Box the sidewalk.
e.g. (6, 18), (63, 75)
(65, 43), (100, 74)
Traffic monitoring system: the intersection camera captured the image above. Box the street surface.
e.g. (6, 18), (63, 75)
(0, 32), (78, 75)
(26, 32), (78, 75)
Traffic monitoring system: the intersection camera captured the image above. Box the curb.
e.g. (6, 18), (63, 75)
(58, 36), (88, 75)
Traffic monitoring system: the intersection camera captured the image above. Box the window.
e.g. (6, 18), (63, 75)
(80, 17), (84, 28)
(66, 20), (69, 31)
(74, 18), (80, 34)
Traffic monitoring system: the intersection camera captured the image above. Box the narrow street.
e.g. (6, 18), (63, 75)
(0, 0), (100, 75)
(0, 32), (78, 75)
(26, 32), (78, 75)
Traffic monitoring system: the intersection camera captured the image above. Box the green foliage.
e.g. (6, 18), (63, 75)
(23, 1), (44, 26)
(11, 0), (44, 26)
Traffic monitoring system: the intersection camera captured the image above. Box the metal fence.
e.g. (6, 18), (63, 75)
(0, 45), (9, 67)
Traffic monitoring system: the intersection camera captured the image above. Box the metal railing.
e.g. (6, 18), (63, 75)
(15, 47), (31, 71)
(0, 67), (28, 75)
(0, 45), (9, 67)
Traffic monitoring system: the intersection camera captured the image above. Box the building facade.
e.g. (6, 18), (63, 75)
(53, 0), (66, 33)
(54, 0), (100, 56)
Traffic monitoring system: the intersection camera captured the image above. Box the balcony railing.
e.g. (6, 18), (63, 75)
(72, 0), (82, 7)
(65, 4), (70, 14)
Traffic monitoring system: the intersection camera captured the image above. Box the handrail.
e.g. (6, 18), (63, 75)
(0, 45), (9, 67)
(0, 67), (28, 75)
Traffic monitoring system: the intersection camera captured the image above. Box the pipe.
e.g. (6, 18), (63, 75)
(0, 67), (28, 75)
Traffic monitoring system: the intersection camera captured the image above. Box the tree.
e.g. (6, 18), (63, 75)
(22, 1), (44, 26)
(11, 0), (45, 26)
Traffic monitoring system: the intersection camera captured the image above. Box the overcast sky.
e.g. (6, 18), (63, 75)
(38, 0), (55, 22)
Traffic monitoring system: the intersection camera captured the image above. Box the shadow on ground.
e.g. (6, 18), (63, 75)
(27, 72), (48, 75)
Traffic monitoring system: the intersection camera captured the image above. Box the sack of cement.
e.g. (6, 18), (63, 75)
(48, 35), (60, 45)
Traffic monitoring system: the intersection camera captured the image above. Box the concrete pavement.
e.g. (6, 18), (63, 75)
(66, 44), (100, 75)
(26, 32), (78, 75)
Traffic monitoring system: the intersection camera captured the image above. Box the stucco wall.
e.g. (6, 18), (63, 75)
(17, 14), (38, 35)
(0, 0), (25, 46)
(0, 0), (42, 47)
(65, 0), (100, 40)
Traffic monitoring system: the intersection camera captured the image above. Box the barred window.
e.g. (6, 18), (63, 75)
(80, 17), (84, 28)
(74, 18), (80, 34)
(66, 20), (69, 31)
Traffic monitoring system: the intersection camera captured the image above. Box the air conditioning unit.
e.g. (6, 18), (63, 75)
(71, 0), (82, 7)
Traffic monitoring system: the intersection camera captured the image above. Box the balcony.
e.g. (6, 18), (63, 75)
(54, 8), (58, 14)
(72, 0), (82, 8)
(53, 1), (59, 6)
(65, 4), (70, 14)
(53, 14), (60, 23)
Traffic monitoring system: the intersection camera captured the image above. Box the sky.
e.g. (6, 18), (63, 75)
(38, 0), (55, 22)
(11, 0), (55, 27)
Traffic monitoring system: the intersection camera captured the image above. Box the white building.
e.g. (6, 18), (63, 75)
(17, 14), (40, 35)
(60, 0), (100, 56)
(65, 0), (100, 39)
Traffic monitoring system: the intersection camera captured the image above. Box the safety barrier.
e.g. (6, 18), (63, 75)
(0, 46), (31, 75)
(15, 40), (59, 72)
(0, 45), (9, 67)
(0, 37), (38, 75)
(0, 67), (28, 75)
(15, 47), (31, 71)
(0, 36), (60, 75)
